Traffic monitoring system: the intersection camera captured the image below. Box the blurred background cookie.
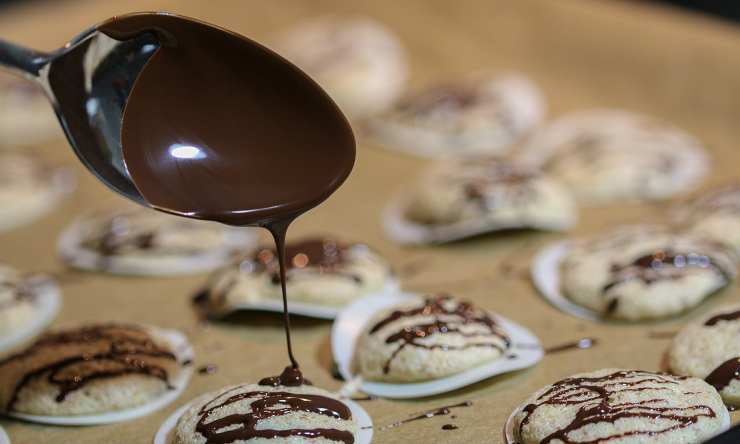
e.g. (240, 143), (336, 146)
(560, 225), (736, 321)
(669, 304), (740, 407)
(58, 208), (257, 276)
(0, 75), (61, 148)
(511, 368), (729, 444)
(194, 236), (394, 317)
(355, 294), (511, 382)
(0, 150), (73, 232)
(370, 73), (543, 158)
(273, 16), (407, 119)
(518, 109), (708, 205)
(385, 157), (576, 244)
(675, 184), (740, 256)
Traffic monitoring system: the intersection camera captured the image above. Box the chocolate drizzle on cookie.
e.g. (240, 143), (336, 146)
(601, 249), (732, 310)
(705, 358), (740, 392)
(704, 309), (740, 326)
(0, 324), (178, 410)
(518, 370), (717, 443)
(368, 294), (510, 374)
(194, 385), (354, 444)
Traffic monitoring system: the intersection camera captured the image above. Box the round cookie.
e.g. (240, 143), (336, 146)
(173, 382), (357, 443)
(0, 324), (187, 416)
(560, 225), (736, 321)
(669, 304), (740, 406)
(58, 208), (256, 275)
(370, 73), (543, 158)
(400, 157), (576, 232)
(195, 237), (394, 316)
(0, 150), (72, 232)
(675, 184), (740, 256)
(0, 264), (42, 337)
(0, 76), (60, 147)
(356, 294), (510, 382)
(273, 16), (406, 118)
(512, 368), (729, 444)
(518, 109), (708, 204)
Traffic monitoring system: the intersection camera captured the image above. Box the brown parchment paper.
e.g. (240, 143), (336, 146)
(1, 0), (739, 442)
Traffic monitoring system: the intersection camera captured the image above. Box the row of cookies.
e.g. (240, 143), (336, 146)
(509, 302), (740, 443)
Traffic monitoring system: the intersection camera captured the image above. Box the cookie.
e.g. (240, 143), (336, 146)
(173, 382), (357, 443)
(58, 208), (256, 275)
(273, 16), (406, 118)
(390, 157), (576, 243)
(195, 237), (394, 316)
(0, 324), (187, 416)
(0, 264), (42, 337)
(370, 73), (543, 158)
(356, 294), (511, 382)
(0, 76), (60, 147)
(560, 225), (736, 320)
(518, 109), (708, 204)
(0, 150), (72, 232)
(669, 304), (740, 406)
(676, 184), (740, 256)
(512, 368), (729, 444)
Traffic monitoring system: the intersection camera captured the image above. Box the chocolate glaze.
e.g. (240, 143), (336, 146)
(0, 324), (177, 410)
(442, 424), (459, 430)
(705, 358), (740, 392)
(258, 365), (311, 387)
(705, 309), (740, 327)
(97, 13), (354, 380)
(544, 338), (597, 354)
(601, 249), (731, 314)
(194, 385), (353, 444)
(368, 294), (510, 374)
(518, 370), (716, 443)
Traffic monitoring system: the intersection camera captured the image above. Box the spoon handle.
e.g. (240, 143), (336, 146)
(0, 39), (49, 78)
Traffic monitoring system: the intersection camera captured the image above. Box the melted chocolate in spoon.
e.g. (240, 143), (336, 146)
(97, 13), (355, 376)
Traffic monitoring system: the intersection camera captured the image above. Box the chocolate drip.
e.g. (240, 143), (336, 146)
(705, 309), (740, 326)
(381, 401), (472, 430)
(705, 358), (740, 391)
(95, 218), (156, 256)
(0, 324), (177, 410)
(442, 424), (458, 430)
(545, 338), (597, 354)
(194, 386), (353, 443)
(602, 249), (730, 306)
(368, 295), (510, 374)
(518, 370), (716, 443)
(258, 365), (311, 387)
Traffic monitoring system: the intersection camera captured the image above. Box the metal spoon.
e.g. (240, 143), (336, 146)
(0, 21), (159, 204)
